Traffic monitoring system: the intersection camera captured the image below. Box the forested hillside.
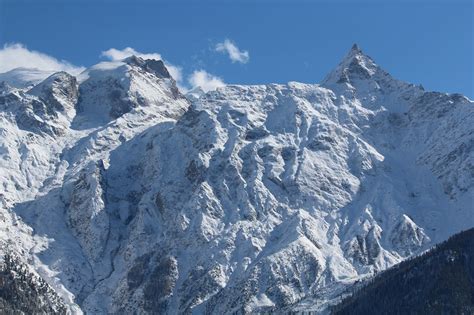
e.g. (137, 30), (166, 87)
(0, 252), (67, 314)
(332, 228), (474, 314)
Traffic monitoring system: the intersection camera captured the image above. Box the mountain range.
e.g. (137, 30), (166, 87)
(0, 44), (472, 314)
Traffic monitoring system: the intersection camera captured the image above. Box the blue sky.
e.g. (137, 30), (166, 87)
(0, 0), (472, 97)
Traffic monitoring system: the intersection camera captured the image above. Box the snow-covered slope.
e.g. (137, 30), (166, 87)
(0, 67), (56, 89)
(0, 46), (472, 314)
(0, 55), (189, 313)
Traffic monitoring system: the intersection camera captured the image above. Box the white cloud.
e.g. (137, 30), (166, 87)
(215, 39), (249, 64)
(166, 64), (183, 84)
(101, 47), (162, 62)
(101, 47), (183, 86)
(187, 70), (225, 92)
(0, 43), (85, 74)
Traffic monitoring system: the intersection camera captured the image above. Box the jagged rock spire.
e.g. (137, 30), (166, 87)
(321, 44), (380, 87)
(351, 43), (361, 52)
(124, 55), (171, 79)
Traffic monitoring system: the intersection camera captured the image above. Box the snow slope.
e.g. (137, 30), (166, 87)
(0, 68), (56, 89)
(0, 46), (472, 314)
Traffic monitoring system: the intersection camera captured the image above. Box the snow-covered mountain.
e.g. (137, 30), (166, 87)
(0, 45), (472, 314)
(0, 67), (57, 89)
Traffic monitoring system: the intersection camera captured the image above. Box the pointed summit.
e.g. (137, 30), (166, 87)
(351, 43), (361, 52)
(322, 44), (380, 87)
(321, 45), (424, 108)
(340, 43), (365, 63)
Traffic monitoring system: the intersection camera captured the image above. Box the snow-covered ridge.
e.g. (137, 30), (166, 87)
(0, 67), (57, 89)
(0, 47), (472, 314)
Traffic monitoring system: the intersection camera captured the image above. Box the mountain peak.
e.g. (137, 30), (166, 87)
(28, 71), (78, 102)
(351, 43), (361, 53)
(340, 44), (376, 73)
(27, 71), (79, 123)
(322, 44), (381, 87)
(340, 43), (366, 62)
(124, 55), (171, 79)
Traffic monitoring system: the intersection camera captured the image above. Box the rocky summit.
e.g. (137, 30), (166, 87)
(0, 46), (472, 314)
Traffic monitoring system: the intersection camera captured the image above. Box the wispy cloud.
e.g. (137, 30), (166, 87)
(0, 43), (85, 74)
(187, 70), (225, 92)
(101, 47), (183, 86)
(215, 39), (249, 64)
(101, 47), (162, 63)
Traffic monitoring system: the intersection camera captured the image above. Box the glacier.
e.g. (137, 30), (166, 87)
(0, 44), (472, 314)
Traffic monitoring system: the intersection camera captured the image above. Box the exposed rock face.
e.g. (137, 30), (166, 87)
(0, 47), (472, 314)
(0, 72), (79, 136)
(65, 161), (109, 264)
(28, 71), (79, 117)
(123, 55), (172, 79)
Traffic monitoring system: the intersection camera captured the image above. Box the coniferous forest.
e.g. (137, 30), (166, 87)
(331, 228), (474, 314)
(0, 251), (67, 314)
